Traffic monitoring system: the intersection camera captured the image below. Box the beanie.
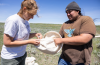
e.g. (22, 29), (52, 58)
(66, 1), (81, 12)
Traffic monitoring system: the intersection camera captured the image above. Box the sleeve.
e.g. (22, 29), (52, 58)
(27, 22), (31, 33)
(4, 20), (18, 38)
(80, 16), (96, 37)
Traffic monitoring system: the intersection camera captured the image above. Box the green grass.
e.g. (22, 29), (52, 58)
(27, 23), (62, 65)
(0, 23), (4, 52)
(91, 25), (100, 65)
(0, 22), (100, 65)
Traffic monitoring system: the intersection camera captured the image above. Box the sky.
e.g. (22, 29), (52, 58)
(0, 0), (100, 25)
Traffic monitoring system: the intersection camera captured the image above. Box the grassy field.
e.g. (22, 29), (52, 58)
(0, 23), (100, 65)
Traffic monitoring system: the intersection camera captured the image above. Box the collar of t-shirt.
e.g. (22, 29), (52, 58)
(16, 14), (27, 24)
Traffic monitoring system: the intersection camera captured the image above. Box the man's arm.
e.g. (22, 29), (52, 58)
(54, 33), (93, 45)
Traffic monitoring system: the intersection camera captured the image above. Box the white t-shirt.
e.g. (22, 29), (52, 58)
(1, 14), (31, 59)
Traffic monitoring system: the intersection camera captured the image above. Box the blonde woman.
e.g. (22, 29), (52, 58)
(1, 0), (42, 65)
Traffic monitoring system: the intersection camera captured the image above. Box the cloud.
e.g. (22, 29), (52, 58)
(0, 3), (7, 6)
(94, 19), (100, 25)
(85, 10), (100, 19)
(95, 22), (100, 25)
(38, 12), (66, 19)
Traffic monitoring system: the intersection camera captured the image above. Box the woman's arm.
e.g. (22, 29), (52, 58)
(29, 33), (42, 39)
(3, 34), (40, 47)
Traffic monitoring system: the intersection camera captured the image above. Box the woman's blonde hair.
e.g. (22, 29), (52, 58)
(18, 0), (38, 15)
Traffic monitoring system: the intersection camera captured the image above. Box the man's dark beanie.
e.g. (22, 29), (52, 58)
(66, 1), (81, 12)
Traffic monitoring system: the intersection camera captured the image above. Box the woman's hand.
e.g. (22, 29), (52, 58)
(29, 39), (40, 46)
(35, 33), (42, 39)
